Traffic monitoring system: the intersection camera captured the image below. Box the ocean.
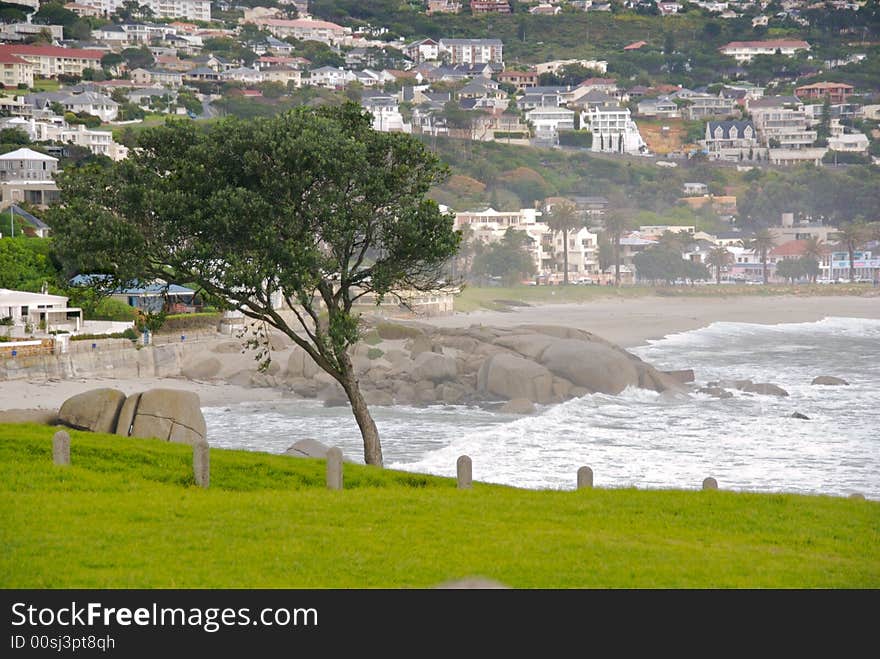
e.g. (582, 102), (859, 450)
(203, 317), (880, 500)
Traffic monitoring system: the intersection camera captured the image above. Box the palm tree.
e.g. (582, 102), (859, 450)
(706, 246), (733, 285)
(602, 210), (633, 287)
(801, 235), (825, 283)
(545, 200), (580, 285)
(740, 228), (776, 284)
(832, 220), (870, 282)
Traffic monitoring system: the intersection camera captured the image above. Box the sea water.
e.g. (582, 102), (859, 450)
(203, 317), (880, 499)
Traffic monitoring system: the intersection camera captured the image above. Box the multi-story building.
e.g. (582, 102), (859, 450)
(438, 39), (503, 66)
(26, 91), (119, 122)
(426, 0), (461, 14)
(582, 105), (647, 155)
(496, 69), (538, 91)
(526, 106), (575, 144)
(794, 81), (854, 105)
(682, 93), (736, 120)
(749, 97), (816, 149)
(403, 38), (440, 63)
(249, 18), (347, 44)
(703, 120), (760, 161)
(0, 45), (103, 79)
(0, 23), (65, 42)
(71, 0), (211, 21)
(361, 95), (410, 133)
(0, 148), (60, 208)
(470, 0), (510, 13)
(719, 39), (810, 63)
(0, 50), (34, 88)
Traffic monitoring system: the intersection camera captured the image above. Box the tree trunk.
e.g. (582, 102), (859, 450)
(562, 228), (569, 285)
(762, 255), (768, 284)
(716, 266), (721, 285)
(849, 247), (855, 282)
(340, 364), (383, 467)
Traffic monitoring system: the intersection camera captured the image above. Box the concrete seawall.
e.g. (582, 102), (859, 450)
(0, 342), (193, 382)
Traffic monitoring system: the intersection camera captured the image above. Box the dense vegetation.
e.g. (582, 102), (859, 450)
(1, 424), (877, 588)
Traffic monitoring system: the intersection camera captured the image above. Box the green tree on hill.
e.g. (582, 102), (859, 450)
(48, 105), (460, 467)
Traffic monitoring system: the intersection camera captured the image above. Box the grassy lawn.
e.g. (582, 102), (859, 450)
(453, 283), (878, 312)
(30, 78), (61, 92)
(1, 424), (877, 589)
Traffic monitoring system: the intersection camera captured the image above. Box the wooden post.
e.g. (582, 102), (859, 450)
(577, 466), (593, 489)
(193, 443), (210, 488)
(326, 447), (343, 490)
(52, 430), (70, 466)
(702, 477), (718, 490)
(456, 455), (472, 489)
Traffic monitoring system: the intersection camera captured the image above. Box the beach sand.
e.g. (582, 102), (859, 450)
(2, 294), (877, 412)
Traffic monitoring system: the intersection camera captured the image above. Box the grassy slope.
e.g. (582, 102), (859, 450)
(1, 425), (877, 589)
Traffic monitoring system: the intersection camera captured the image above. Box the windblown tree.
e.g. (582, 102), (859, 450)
(740, 228), (776, 284)
(545, 200), (580, 285)
(706, 246), (733, 285)
(832, 220), (870, 283)
(48, 104), (460, 467)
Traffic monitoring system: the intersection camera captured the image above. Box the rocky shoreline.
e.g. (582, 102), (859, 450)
(176, 320), (688, 414)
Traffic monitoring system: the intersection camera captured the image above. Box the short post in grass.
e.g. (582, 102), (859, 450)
(52, 430), (70, 466)
(577, 466), (593, 489)
(193, 443), (210, 488)
(456, 455), (472, 489)
(702, 477), (718, 490)
(326, 447), (343, 490)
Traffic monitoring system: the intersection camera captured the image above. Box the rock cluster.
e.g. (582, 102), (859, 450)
(57, 387), (207, 445)
(178, 322), (686, 412)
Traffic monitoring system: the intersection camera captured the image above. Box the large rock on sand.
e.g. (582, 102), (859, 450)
(129, 388), (207, 445)
(477, 353), (554, 403)
(539, 340), (640, 395)
(59, 388), (126, 433)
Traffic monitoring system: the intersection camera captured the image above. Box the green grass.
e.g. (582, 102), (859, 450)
(1, 424), (877, 588)
(453, 283), (878, 312)
(30, 78), (60, 92)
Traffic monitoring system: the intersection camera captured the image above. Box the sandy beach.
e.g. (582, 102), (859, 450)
(1, 294), (877, 413)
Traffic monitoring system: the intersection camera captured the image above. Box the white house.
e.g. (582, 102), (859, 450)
(582, 105), (647, 155)
(719, 40), (810, 63)
(525, 106), (575, 144)
(0, 148), (58, 182)
(0, 288), (82, 333)
(361, 95), (410, 133)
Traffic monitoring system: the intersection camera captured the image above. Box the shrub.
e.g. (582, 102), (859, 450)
(375, 322), (423, 340)
(366, 347), (384, 360)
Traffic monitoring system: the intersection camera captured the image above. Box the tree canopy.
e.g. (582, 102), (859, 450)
(48, 104), (460, 466)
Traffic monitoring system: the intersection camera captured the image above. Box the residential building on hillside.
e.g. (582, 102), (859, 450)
(703, 120), (760, 161)
(582, 105), (648, 155)
(26, 91), (118, 121)
(0, 51), (34, 88)
(0, 148), (59, 208)
(470, 0), (510, 13)
(526, 106), (575, 144)
(426, 0), (461, 13)
(69, 0), (211, 21)
(0, 23), (65, 42)
(0, 45), (103, 79)
(794, 81), (854, 104)
(437, 39), (503, 65)
(749, 97), (816, 149)
(682, 93), (736, 120)
(248, 18), (347, 44)
(404, 38), (440, 63)
(361, 95), (410, 133)
(497, 69), (538, 91)
(719, 40), (810, 62)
